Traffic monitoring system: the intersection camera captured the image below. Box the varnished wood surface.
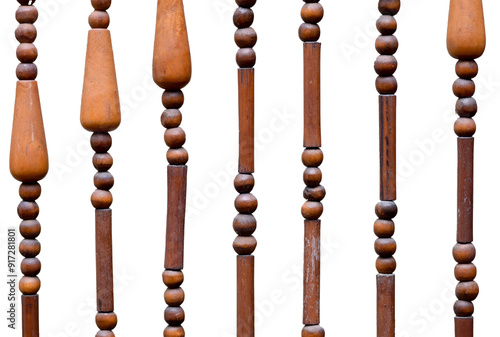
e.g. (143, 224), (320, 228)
(447, 0), (486, 59)
(379, 95), (396, 201)
(21, 296), (39, 337)
(238, 69), (255, 174)
(303, 220), (320, 325)
(377, 275), (395, 337)
(457, 138), (473, 243)
(303, 43), (321, 148)
(95, 209), (114, 312)
(237, 256), (255, 337)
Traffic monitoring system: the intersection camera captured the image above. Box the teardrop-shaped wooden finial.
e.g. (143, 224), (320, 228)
(81, 29), (121, 132)
(447, 0), (486, 59)
(10, 81), (48, 182)
(153, 0), (192, 90)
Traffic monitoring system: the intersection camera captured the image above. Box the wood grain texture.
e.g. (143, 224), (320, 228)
(81, 29), (121, 132)
(457, 137), (473, 243)
(95, 209), (114, 312)
(238, 68), (255, 174)
(153, 0), (192, 90)
(447, 0), (486, 59)
(377, 274), (395, 337)
(379, 95), (396, 201)
(455, 317), (473, 337)
(10, 81), (48, 183)
(303, 220), (321, 325)
(303, 42), (321, 148)
(237, 255), (254, 337)
(165, 165), (187, 270)
(22, 295), (39, 337)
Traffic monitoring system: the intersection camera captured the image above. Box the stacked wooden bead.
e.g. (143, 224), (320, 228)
(453, 61), (478, 137)
(89, 0), (111, 29)
(299, 0), (323, 42)
(374, 201), (397, 274)
(91, 132), (114, 209)
(374, 0), (399, 95)
(163, 270), (185, 337)
(15, 1), (38, 81)
(301, 150), (324, 221)
(453, 243), (478, 317)
(234, 0), (257, 68)
(233, 174), (257, 255)
(162, 91), (188, 165)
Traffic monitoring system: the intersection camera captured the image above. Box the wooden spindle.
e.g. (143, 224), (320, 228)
(299, 2), (325, 337)
(233, 1), (257, 337)
(447, 1), (485, 335)
(374, 1), (399, 336)
(81, 0), (120, 336)
(10, 1), (48, 337)
(153, 0), (191, 335)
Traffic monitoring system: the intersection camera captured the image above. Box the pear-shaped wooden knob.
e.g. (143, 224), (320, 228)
(10, 81), (49, 182)
(153, 0), (192, 90)
(447, 0), (486, 59)
(81, 29), (121, 132)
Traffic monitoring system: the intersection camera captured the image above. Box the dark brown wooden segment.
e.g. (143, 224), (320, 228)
(238, 68), (255, 174)
(379, 95), (397, 201)
(95, 209), (114, 312)
(165, 165), (187, 269)
(457, 137), (474, 243)
(303, 220), (321, 325)
(455, 317), (473, 337)
(377, 274), (395, 337)
(237, 255), (254, 337)
(303, 42), (321, 148)
(22, 295), (39, 337)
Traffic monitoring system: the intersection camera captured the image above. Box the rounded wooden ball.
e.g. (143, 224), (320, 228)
(235, 28), (257, 48)
(91, 0), (111, 11)
(161, 109), (183, 128)
(91, 190), (113, 209)
(233, 235), (257, 255)
(454, 300), (474, 317)
(301, 201), (323, 220)
(18, 1), (37, 5)
(21, 257), (41, 276)
(378, 0), (400, 15)
(19, 276), (40, 295)
(303, 167), (322, 187)
(374, 55), (397, 76)
(18, 201), (39, 220)
(164, 128), (186, 149)
(302, 148), (323, 167)
(233, 214), (257, 236)
(15, 24), (37, 43)
(235, 193), (258, 214)
(376, 257), (396, 274)
(299, 23), (320, 42)
(452, 79), (475, 98)
(94, 172), (114, 190)
(96, 312), (117, 330)
(233, 7), (254, 28)
(455, 281), (479, 301)
(16, 6), (38, 24)
(89, 10), (110, 29)
(234, 174), (255, 193)
(236, 48), (256, 68)
(375, 76), (397, 94)
(375, 35), (398, 55)
(164, 288), (185, 306)
(166, 148), (189, 165)
(374, 238), (396, 257)
(453, 243), (476, 264)
(374, 219), (395, 238)
(93, 153), (113, 171)
(164, 326), (185, 337)
(235, 0), (256, 8)
(162, 91), (184, 109)
(456, 60), (478, 79)
(19, 220), (41, 239)
(303, 185), (326, 202)
(454, 118), (476, 137)
(375, 201), (397, 219)
(19, 239), (40, 258)
(456, 98), (477, 118)
(376, 15), (397, 35)
(19, 182), (41, 201)
(91, 132), (112, 152)
(454, 263), (477, 282)
(163, 270), (184, 288)
(16, 63), (37, 80)
(302, 325), (325, 337)
(301, 3), (324, 24)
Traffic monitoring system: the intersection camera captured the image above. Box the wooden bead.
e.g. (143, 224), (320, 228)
(374, 219), (395, 238)
(454, 300), (474, 317)
(455, 281), (479, 301)
(376, 257), (396, 274)
(16, 63), (37, 80)
(233, 214), (257, 236)
(19, 276), (40, 295)
(17, 0), (36, 4)
(164, 288), (184, 306)
(21, 258), (41, 276)
(163, 270), (184, 288)
(235, 193), (258, 214)
(93, 153), (113, 171)
(454, 118), (476, 137)
(19, 239), (40, 258)
(456, 97), (477, 118)
(89, 11), (110, 29)
(453, 243), (476, 264)
(161, 110), (183, 128)
(162, 91), (184, 109)
(164, 307), (185, 326)
(18, 201), (39, 220)
(447, 0), (485, 59)
(301, 3), (324, 24)
(235, 28), (257, 48)
(233, 8), (254, 28)
(378, 0), (400, 15)
(236, 0), (256, 7)
(375, 76), (397, 94)
(234, 174), (255, 193)
(91, 0), (111, 11)
(375, 201), (397, 219)
(164, 128), (186, 148)
(233, 235), (257, 255)
(303, 186), (326, 201)
(166, 148), (188, 165)
(455, 263), (477, 282)
(302, 325), (325, 337)
(19, 183), (41, 201)
(303, 167), (322, 187)
(299, 23), (320, 42)
(302, 149), (323, 167)
(376, 15), (397, 35)
(91, 132), (112, 152)
(96, 331), (114, 337)
(453, 79), (475, 98)
(236, 48), (256, 68)
(16, 6), (38, 24)
(375, 35), (398, 55)
(301, 201), (323, 220)
(456, 60), (478, 79)
(374, 55), (397, 76)
(163, 326), (185, 337)
(375, 238), (397, 257)
(95, 313), (117, 330)
(19, 220), (41, 239)
(91, 190), (113, 209)
(94, 172), (114, 190)
(15, 24), (37, 43)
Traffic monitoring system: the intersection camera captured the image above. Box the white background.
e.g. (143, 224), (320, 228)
(1, 1), (500, 336)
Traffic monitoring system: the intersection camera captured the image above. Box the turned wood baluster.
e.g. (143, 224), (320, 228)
(233, 1), (258, 337)
(81, 0), (120, 336)
(153, 0), (191, 335)
(447, 1), (485, 336)
(299, 2), (325, 337)
(373, 1), (399, 336)
(10, 2), (48, 337)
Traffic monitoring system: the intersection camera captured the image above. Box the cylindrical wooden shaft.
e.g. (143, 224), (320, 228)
(457, 138), (473, 243)
(303, 220), (321, 325)
(455, 317), (473, 337)
(21, 296), (39, 337)
(95, 209), (114, 312)
(303, 43), (321, 148)
(237, 256), (255, 337)
(165, 165), (187, 269)
(379, 95), (396, 201)
(377, 274), (395, 337)
(238, 69), (255, 174)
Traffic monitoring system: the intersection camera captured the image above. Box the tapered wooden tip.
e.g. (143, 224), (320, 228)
(10, 81), (48, 183)
(447, 0), (486, 59)
(81, 29), (121, 132)
(153, 0), (192, 90)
